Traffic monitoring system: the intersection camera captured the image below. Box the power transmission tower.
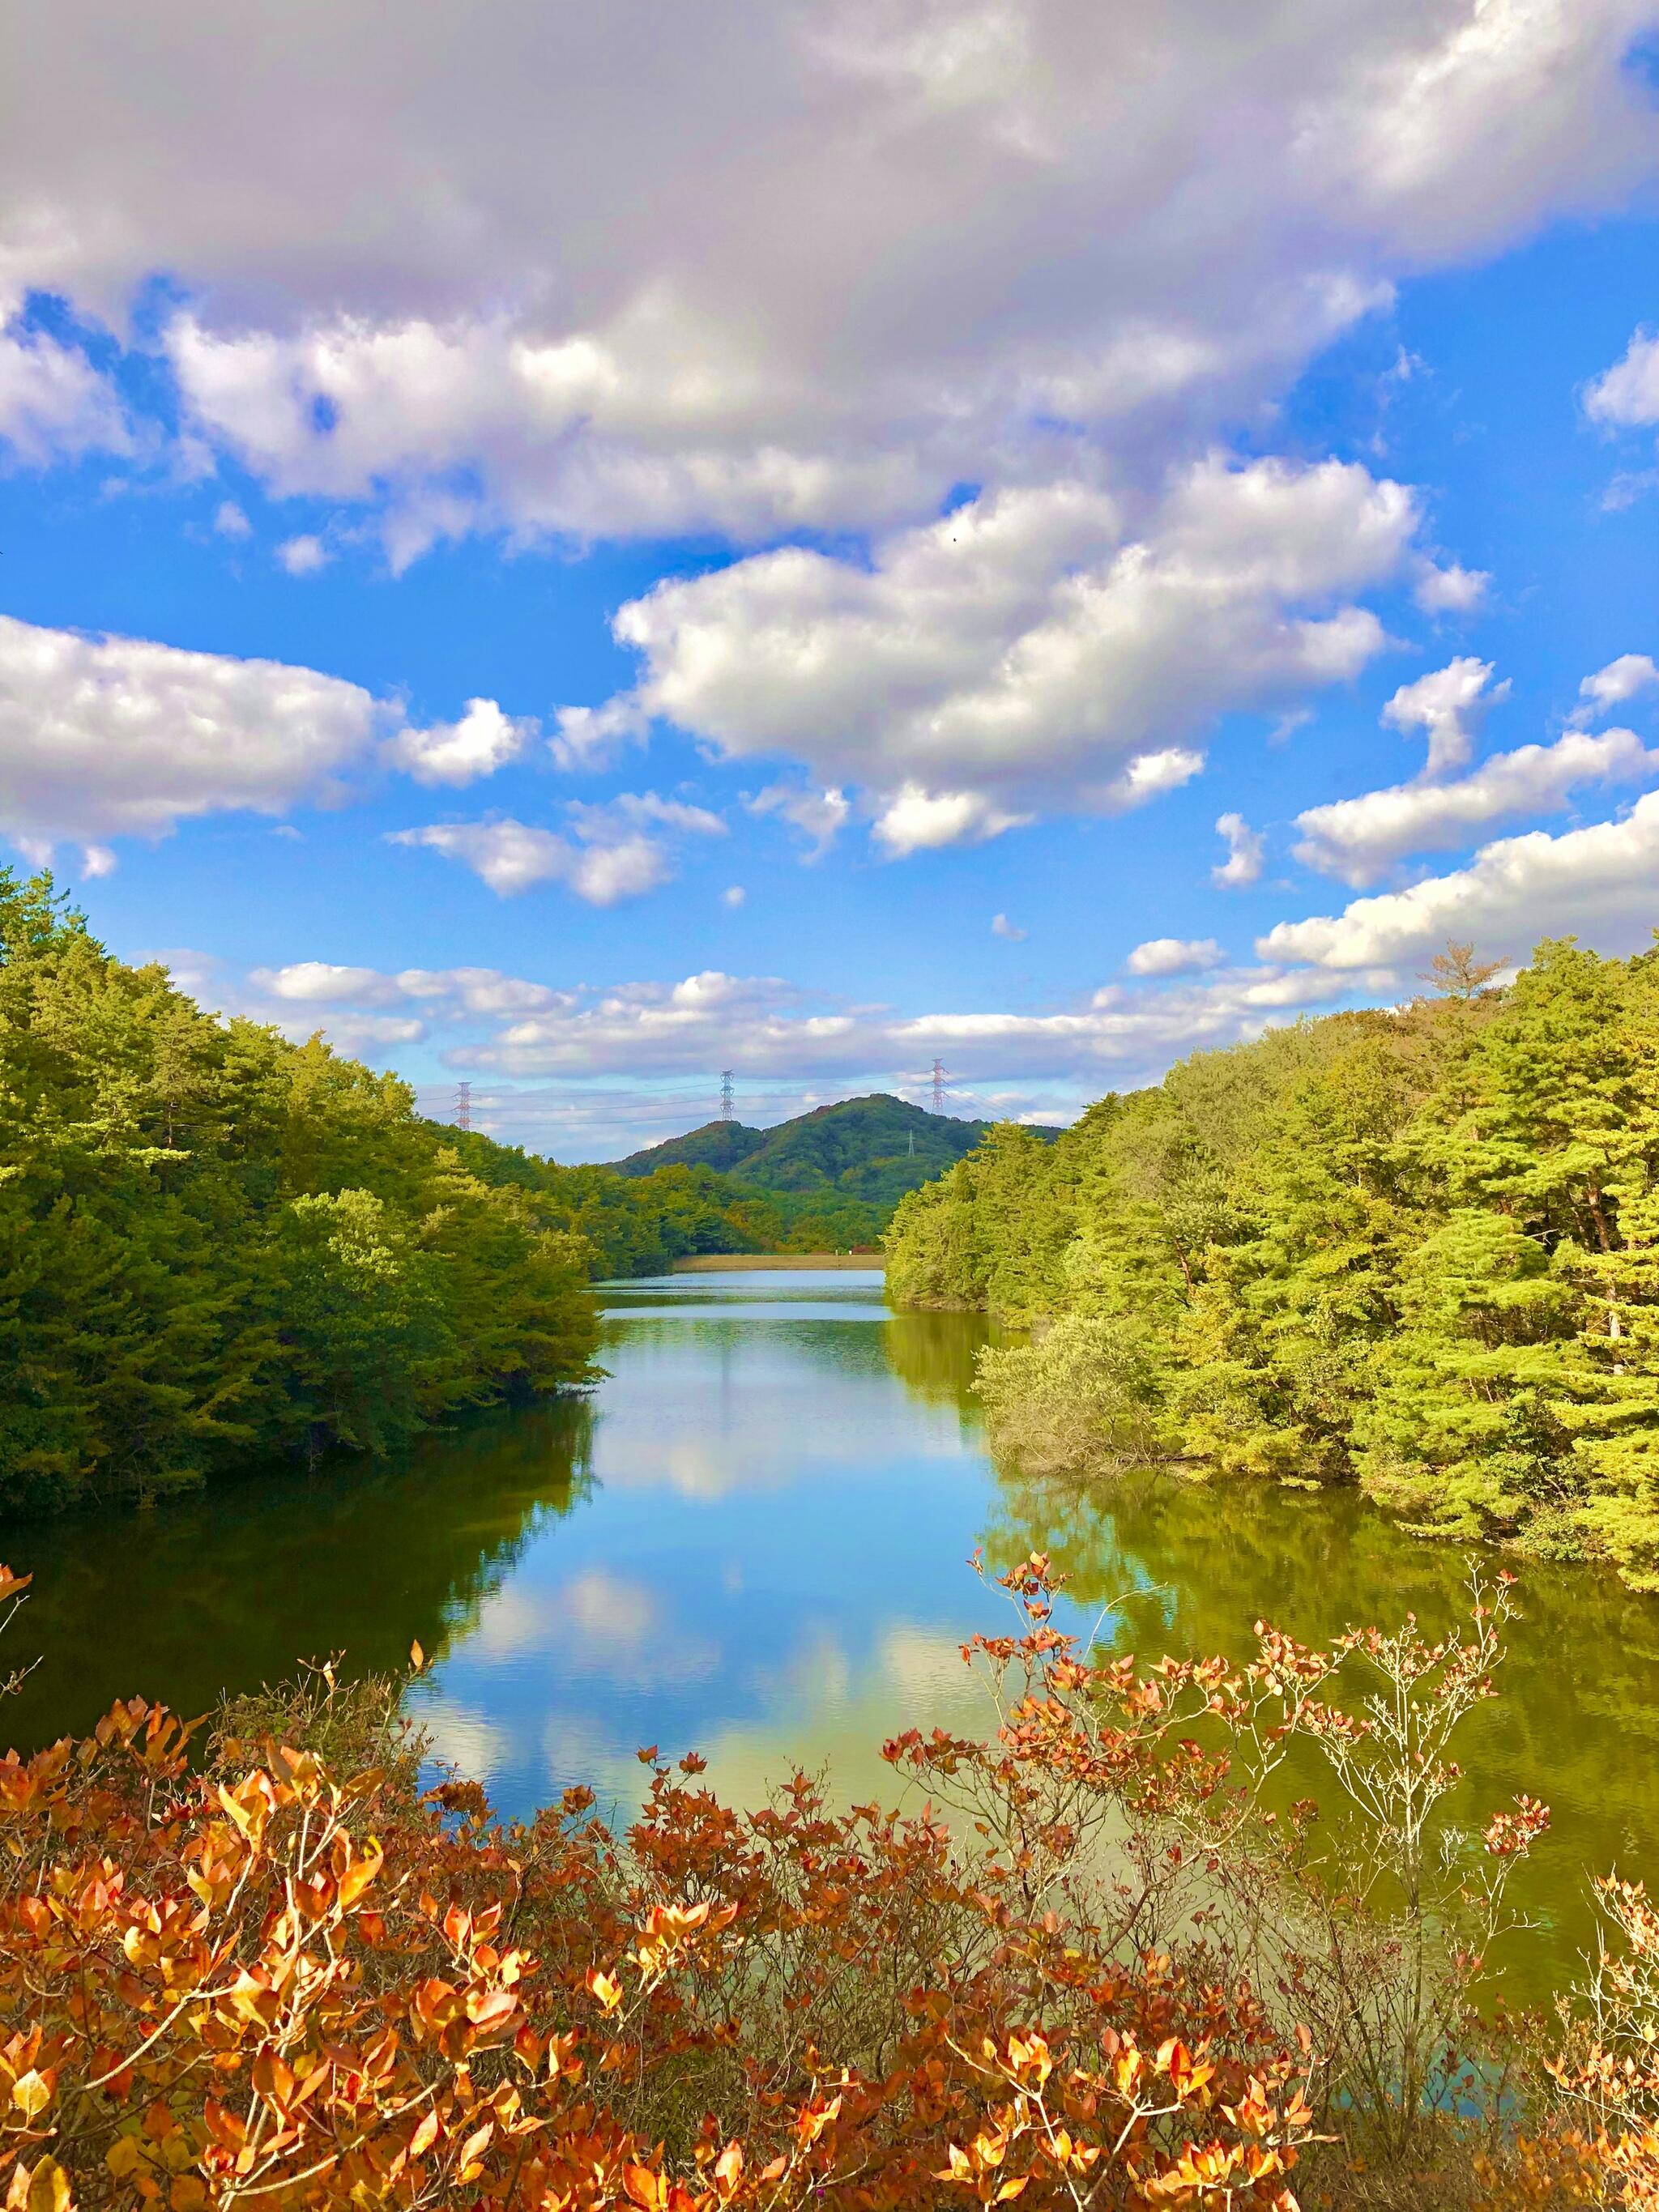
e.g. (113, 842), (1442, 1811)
(931, 1058), (948, 1115)
(720, 1068), (735, 1120)
(454, 1080), (472, 1133)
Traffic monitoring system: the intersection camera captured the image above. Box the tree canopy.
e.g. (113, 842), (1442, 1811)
(0, 873), (766, 1513)
(886, 933), (1659, 1591)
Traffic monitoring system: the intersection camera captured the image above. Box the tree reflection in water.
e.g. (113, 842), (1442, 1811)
(3, 1395), (595, 1750)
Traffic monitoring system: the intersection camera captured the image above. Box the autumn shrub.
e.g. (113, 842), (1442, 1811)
(2, 1552), (1656, 2211)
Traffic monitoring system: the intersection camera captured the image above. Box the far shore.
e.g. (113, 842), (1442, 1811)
(669, 1252), (885, 1272)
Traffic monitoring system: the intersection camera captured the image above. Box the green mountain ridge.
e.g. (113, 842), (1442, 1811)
(605, 1093), (1030, 1213)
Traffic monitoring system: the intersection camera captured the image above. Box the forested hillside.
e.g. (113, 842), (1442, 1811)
(0, 873), (767, 1514)
(609, 1092), (1003, 1246)
(886, 937), (1659, 1590)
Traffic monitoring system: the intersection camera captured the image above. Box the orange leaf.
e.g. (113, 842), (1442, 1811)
(624, 2163), (663, 2210)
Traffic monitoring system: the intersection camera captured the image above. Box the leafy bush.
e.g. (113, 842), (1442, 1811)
(3, 1554), (1657, 2209)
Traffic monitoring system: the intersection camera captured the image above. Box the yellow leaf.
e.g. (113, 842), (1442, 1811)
(26, 2162), (71, 2212)
(11, 2073), (53, 2122)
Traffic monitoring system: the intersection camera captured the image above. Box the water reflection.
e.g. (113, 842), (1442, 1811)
(6, 1268), (1659, 2000)
(980, 1464), (1659, 1999)
(6, 1395), (594, 1746)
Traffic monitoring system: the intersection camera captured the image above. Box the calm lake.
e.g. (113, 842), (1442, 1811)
(7, 1266), (1659, 2000)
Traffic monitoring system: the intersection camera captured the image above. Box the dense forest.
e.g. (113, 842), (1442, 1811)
(886, 936), (1659, 1592)
(607, 1092), (1004, 1249)
(0, 872), (770, 1514)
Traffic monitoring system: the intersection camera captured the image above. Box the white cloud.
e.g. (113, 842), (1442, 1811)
(721, 884), (745, 908)
(1381, 655), (1508, 775)
(872, 784), (1033, 855)
(1260, 790), (1659, 971)
(1127, 936), (1223, 976)
(1413, 559), (1490, 615)
(388, 793), (720, 902)
(213, 499), (251, 538)
(992, 912), (1026, 941)
(1293, 725), (1659, 884)
(209, 940), (1401, 1102)
(1213, 811), (1265, 888)
(0, 611), (382, 845)
(384, 697), (535, 786)
(254, 960), (406, 1007)
(0, 316), (130, 467)
(0, 609), (545, 850)
(7, 2), (1651, 552)
(586, 457), (1417, 842)
(745, 782), (851, 856)
(275, 531), (329, 575)
(1586, 326), (1659, 428)
(567, 791), (726, 838)
(178, 938), (1434, 1155)
(1577, 651), (1659, 718)
(251, 960), (572, 1017)
(466, 960), (1396, 1090)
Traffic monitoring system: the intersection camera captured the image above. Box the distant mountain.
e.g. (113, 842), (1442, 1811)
(605, 1093), (1009, 1209)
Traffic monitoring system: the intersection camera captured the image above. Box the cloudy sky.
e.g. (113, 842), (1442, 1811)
(3, 0), (1657, 1156)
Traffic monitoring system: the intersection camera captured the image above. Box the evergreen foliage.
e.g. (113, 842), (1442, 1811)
(0, 873), (761, 1513)
(888, 932), (1659, 1589)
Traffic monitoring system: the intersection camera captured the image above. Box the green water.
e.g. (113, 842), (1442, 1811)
(6, 1268), (1657, 2000)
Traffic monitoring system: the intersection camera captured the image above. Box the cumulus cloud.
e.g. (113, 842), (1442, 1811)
(872, 785), (1033, 856)
(1293, 725), (1659, 884)
(745, 782), (851, 856)
(0, 314), (130, 467)
(275, 532), (329, 575)
(1381, 655), (1508, 775)
(1586, 326), (1659, 427)
(1126, 936), (1223, 976)
(1413, 559), (1490, 615)
(465, 960), (1396, 1091)
(1576, 651), (1659, 718)
(384, 697), (535, 786)
(992, 912), (1026, 942)
(250, 960), (574, 1019)
(1260, 791), (1659, 971)
(0, 609), (542, 852)
(1213, 811), (1265, 888)
(5, 3), (1653, 548)
(389, 793), (723, 902)
(582, 457), (1417, 842)
(0, 612), (381, 846)
(213, 499), (251, 538)
(194, 943), (1398, 1144)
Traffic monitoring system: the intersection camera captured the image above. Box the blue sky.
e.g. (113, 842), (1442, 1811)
(2, 1), (1657, 1157)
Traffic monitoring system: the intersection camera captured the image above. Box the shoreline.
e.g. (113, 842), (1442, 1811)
(669, 1252), (885, 1272)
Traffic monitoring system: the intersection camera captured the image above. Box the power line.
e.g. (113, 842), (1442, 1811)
(454, 1080), (472, 1134)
